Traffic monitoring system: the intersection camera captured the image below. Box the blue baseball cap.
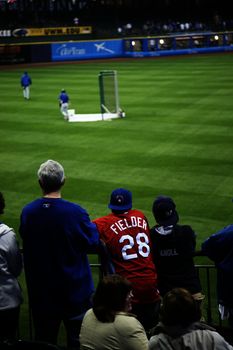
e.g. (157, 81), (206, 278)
(152, 195), (179, 226)
(108, 188), (132, 211)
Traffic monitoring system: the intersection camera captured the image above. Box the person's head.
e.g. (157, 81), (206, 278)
(37, 160), (65, 195)
(160, 288), (201, 327)
(152, 195), (179, 226)
(61, 89), (66, 93)
(93, 274), (133, 323)
(108, 188), (132, 213)
(0, 192), (5, 215)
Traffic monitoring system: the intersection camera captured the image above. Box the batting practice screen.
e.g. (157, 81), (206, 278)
(98, 70), (120, 115)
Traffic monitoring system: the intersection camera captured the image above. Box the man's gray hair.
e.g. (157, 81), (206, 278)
(38, 160), (65, 184)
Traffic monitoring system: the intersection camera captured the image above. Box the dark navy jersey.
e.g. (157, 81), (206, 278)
(19, 197), (99, 317)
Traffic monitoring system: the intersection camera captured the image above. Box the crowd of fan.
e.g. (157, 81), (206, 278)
(115, 14), (233, 38)
(0, 159), (233, 349)
(1, 4), (233, 39)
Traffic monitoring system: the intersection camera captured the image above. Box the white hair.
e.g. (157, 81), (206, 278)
(37, 159), (65, 184)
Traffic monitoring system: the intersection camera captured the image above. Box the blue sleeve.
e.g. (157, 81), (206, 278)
(71, 207), (100, 250)
(202, 225), (233, 263)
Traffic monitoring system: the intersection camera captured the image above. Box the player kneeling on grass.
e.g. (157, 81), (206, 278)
(58, 89), (69, 120)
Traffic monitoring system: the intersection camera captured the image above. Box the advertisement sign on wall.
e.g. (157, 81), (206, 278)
(0, 26), (92, 38)
(52, 39), (123, 61)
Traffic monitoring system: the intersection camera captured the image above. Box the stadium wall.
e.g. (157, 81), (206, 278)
(1, 31), (233, 64)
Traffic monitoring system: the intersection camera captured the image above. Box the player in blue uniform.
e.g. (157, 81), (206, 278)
(20, 72), (32, 100)
(59, 89), (69, 120)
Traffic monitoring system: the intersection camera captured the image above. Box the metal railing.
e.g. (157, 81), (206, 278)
(195, 264), (219, 324)
(24, 262), (222, 340)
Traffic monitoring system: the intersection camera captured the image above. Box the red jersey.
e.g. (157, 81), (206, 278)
(93, 209), (160, 304)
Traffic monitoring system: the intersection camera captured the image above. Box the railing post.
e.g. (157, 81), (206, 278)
(206, 266), (212, 324)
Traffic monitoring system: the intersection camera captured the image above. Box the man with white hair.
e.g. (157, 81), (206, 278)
(19, 159), (99, 349)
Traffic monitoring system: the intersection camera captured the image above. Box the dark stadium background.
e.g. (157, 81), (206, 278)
(0, 0), (232, 32)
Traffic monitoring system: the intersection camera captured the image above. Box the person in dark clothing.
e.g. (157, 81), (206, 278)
(149, 288), (233, 350)
(202, 223), (233, 328)
(19, 159), (99, 349)
(150, 195), (204, 303)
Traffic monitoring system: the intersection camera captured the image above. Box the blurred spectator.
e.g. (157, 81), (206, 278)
(185, 22), (190, 31)
(180, 23), (185, 31)
(150, 196), (204, 304)
(80, 274), (148, 350)
(0, 192), (23, 342)
(117, 27), (123, 35)
(125, 22), (132, 35)
(149, 288), (233, 349)
(73, 17), (79, 25)
(93, 188), (161, 333)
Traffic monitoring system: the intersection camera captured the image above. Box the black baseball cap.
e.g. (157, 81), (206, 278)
(152, 195), (179, 226)
(108, 188), (132, 211)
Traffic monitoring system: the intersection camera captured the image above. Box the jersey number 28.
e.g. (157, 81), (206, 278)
(119, 233), (150, 260)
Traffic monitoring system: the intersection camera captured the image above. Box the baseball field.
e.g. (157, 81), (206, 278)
(1, 53), (233, 342)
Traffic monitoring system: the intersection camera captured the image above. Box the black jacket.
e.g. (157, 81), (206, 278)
(150, 224), (201, 296)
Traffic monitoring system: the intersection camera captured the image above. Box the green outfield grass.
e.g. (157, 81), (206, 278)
(1, 53), (233, 343)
